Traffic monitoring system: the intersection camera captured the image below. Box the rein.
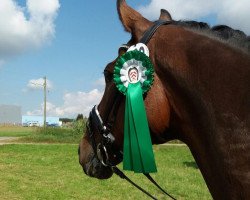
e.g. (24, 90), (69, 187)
(87, 20), (177, 200)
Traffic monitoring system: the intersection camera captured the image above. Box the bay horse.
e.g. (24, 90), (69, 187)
(79, 0), (250, 199)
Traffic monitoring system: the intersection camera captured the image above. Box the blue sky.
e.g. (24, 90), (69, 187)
(0, 0), (249, 118)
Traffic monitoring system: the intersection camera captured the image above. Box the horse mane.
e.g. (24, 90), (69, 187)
(173, 20), (250, 53)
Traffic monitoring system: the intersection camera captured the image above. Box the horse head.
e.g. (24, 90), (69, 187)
(79, 1), (250, 199)
(79, 0), (173, 179)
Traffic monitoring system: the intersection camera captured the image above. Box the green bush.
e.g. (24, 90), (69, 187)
(36, 127), (72, 136)
(71, 119), (86, 137)
(21, 119), (87, 144)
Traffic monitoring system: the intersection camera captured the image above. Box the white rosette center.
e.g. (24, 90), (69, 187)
(120, 59), (147, 88)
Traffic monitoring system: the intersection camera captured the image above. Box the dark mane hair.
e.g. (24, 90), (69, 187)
(173, 20), (250, 53)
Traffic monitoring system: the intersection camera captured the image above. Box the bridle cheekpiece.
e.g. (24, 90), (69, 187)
(87, 105), (121, 167)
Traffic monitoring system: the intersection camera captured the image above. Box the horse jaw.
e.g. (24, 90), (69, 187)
(144, 75), (173, 143)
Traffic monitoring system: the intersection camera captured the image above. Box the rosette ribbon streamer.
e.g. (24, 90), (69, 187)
(113, 49), (157, 173)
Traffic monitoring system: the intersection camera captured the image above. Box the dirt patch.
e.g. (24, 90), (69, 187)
(0, 137), (19, 145)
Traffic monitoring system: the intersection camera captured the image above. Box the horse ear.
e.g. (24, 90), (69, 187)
(159, 9), (172, 21)
(117, 0), (152, 41)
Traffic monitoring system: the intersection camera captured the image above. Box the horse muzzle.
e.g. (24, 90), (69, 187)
(82, 156), (113, 179)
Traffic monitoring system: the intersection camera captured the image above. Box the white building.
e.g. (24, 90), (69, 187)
(22, 115), (61, 127)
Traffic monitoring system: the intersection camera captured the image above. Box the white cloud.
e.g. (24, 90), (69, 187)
(138, 0), (250, 34)
(26, 78), (53, 90)
(93, 77), (105, 90)
(216, 0), (250, 35)
(27, 0), (60, 16)
(27, 89), (104, 117)
(0, 0), (60, 59)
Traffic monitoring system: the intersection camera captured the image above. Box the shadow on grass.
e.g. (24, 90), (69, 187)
(183, 161), (198, 169)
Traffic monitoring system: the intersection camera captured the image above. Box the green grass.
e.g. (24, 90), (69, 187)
(0, 125), (84, 144)
(0, 144), (211, 200)
(20, 127), (82, 144)
(0, 126), (33, 137)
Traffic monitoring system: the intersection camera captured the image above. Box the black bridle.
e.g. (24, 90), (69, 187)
(86, 20), (177, 200)
(87, 105), (123, 167)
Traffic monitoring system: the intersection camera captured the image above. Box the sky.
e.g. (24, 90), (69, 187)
(0, 0), (249, 118)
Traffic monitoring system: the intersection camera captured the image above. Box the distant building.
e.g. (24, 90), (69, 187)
(0, 105), (22, 125)
(22, 115), (61, 127)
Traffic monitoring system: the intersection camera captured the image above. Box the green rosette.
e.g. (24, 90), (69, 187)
(114, 50), (154, 95)
(113, 50), (157, 173)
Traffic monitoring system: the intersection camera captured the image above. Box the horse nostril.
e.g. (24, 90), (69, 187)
(82, 162), (93, 177)
(82, 165), (88, 175)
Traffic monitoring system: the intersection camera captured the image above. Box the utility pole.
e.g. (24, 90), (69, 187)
(43, 76), (47, 129)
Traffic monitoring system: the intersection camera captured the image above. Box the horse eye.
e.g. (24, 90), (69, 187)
(118, 45), (129, 56)
(104, 70), (113, 83)
(118, 48), (126, 56)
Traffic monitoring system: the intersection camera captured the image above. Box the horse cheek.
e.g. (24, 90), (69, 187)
(79, 137), (93, 167)
(145, 86), (170, 134)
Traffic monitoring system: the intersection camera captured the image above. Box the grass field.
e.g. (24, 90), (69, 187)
(0, 144), (212, 200)
(0, 125), (83, 144)
(19, 127), (82, 144)
(0, 126), (34, 137)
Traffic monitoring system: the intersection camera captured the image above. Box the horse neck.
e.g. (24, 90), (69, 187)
(153, 27), (250, 199)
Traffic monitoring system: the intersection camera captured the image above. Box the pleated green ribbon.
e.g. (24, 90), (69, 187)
(123, 82), (157, 173)
(113, 50), (157, 173)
